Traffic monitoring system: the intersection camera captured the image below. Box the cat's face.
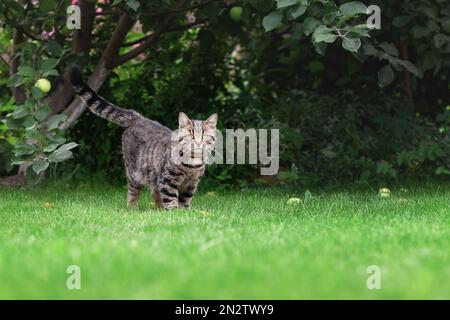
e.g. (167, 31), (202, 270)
(177, 112), (217, 163)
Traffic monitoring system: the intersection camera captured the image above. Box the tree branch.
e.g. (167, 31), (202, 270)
(103, 12), (136, 68)
(121, 33), (153, 47)
(61, 12), (137, 130)
(73, 0), (97, 54)
(121, 18), (208, 47)
(112, 0), (189, 67)
(400, 44), (414, 107)
(167, 18), (209, 32)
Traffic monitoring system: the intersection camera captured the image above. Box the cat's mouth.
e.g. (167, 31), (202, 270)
(178, 148), (205, 165)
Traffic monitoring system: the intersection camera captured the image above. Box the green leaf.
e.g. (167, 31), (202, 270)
(23, 116), (37, 129)
(31, 86), (45, 100)
(7, 74), (25, 88)
(290, 4), (307, 19)
(25, 128), (43, 141)
(312, 26), (338, 43)
(276, 0), (298, 9)
(397, 60), (421, 78)
(17, 65), (35, 78)
(323, 10), (341, 25)
(43, 143), (60, 153)
(435, 166), (450, 175)
(126, 0), (140, 11)
(344, 24), (370, 38)
(43, 41), (63, 57)
(342, 37), (361, 52)
(378, 65), (394, 87)
(50, 136), (66, 146)
(5, 118), (22, 130)
(262, 11), (283, 32)
(363, 43), (377, 55)
(48, 150), (73, 163)
(14, 142), (36, 157)
(434, 34), (450, 49)
(379, 42), (399, 56)
(15, 42), (38, 54)
(37, 58), (59, 74)
(39, 0), (56, 12)
(11, 159), (25, 166)
(35, 105), (52, 122)
(339, 1), (368, 16)
(303, 17), (321, 36)
(43, 69), (59, 77)
(57, 142), (79, 153)
(32, 159), (49, 174)
(5, 0), (25, 15)
(10, 105), (31, 119)
(46, 114), (67, 130)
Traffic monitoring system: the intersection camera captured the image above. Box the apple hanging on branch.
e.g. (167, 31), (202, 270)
(230, 6), (243, 22)
(34, 78), (52, 94)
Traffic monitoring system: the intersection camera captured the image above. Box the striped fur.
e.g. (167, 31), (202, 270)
(68, 65), (217, 210)
(68, 66), (141, 127)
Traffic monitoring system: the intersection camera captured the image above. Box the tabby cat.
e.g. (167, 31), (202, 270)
(68, 66), (217, 210)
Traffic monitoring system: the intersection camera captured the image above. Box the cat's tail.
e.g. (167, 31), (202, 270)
(67, 65), (140, 127)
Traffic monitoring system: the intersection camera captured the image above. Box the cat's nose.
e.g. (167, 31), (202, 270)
(194, 137), (202, 146)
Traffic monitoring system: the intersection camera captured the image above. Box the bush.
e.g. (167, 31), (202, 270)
(268, 90), (450, 186)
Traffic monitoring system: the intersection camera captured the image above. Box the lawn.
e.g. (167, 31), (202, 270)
(0, 183), (449, 299)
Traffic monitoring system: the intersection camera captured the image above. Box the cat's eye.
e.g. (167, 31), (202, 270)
(204, 135), (215, 145)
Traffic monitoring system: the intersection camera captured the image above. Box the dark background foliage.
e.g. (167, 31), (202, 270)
(1, 0), (449, 188)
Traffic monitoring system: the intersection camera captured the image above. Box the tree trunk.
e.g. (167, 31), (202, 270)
(400, 44), (414, 107)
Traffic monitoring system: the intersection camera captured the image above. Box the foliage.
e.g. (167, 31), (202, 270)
(268, 91), (450, 185)
(0, 0), (226, 178)
(5, 57), (79, 175)
(0, 0), (382, 179)
(0, 1), (449, 186)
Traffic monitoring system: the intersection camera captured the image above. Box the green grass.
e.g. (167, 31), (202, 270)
(0, 182), (449, 299)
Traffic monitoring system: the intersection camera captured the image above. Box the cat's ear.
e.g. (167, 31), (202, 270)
(178, 112), (191, 128)
(204, 113), (218, 128)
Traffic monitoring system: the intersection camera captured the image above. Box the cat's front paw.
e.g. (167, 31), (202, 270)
(163, 201), (179, 210)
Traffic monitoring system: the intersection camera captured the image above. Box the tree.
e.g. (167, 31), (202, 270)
(1, 0), (434, 186)
(0, 0), (221, 185)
